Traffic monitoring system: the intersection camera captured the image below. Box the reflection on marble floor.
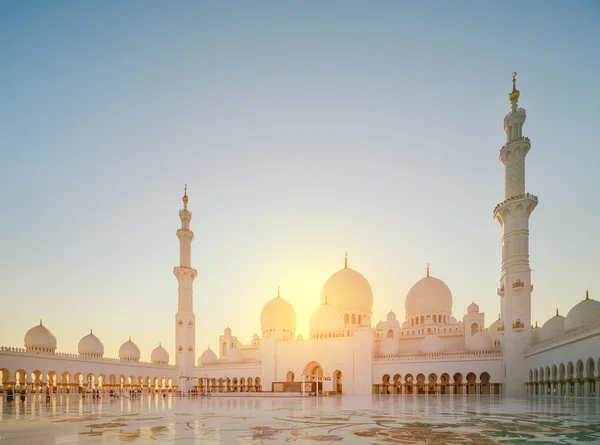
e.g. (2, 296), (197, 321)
(1, 394), (599, 444)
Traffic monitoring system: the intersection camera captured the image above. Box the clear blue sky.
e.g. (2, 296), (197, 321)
(1, 1), (598, 362)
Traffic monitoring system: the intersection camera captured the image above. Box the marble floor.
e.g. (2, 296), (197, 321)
(1, 394), (599, 444)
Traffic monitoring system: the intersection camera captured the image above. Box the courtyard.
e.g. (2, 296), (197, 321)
(1, 394), (599, 444)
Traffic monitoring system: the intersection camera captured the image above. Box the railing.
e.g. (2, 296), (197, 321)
(501, 136), (530, 151)
(374, 350), (502, 362)
(504, 107), (526, 120)
(196, 360), (260, 368)
(525, 322), (600, 355)
(0, 346), (176, 368)
(493, 192), (539, 214)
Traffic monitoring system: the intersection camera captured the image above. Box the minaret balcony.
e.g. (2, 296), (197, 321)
(504, 107), (526, 121)
(512, 320), (525, 330)
(500, 136), (530, 152)
(493, 192), (538, 216)
(511, 279), (525, 291)
(497, 286), (505, 297)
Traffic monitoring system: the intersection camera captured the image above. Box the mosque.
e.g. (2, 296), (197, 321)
(1, 76), (599, 398)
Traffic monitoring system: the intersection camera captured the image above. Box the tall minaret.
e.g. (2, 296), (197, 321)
(174, 185), (198, 377)
(493, 73), (538, 395)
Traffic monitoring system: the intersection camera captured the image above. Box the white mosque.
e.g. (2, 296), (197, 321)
(1, 76), (599, 397)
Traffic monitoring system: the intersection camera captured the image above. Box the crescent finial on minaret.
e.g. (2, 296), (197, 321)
(182, 184), (188, 209)
(509, 72), (520, 105)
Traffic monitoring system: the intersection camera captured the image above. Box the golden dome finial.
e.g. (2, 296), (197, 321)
(90, 329), (93, 335)
(344, 252), (348, 269)
(182, 184), (188, 209)
(509, 72), (520, 103)
(555, 308), (559, 317)
(498, 313), (501, 320)
(426, 263), (430, 277)
(535, 320), (538, 328)
(39, 319), (42, 326)
(277, 286), (280, 298)
(585, 290), (589, 300)
(128, 336), (131, 342)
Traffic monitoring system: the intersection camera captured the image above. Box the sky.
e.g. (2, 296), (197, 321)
(0, 1), (599, 363)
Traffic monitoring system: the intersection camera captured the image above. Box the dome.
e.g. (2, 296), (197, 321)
(224, 327), (232, 336)
(488, 316), (503, 339)
(78, 330), (104, 357)
(468, 331), (495, 351)
(24, 320), (57, 352)
(151, 343), (169, 364)
(421, 335), (445, 354)
(199, 347), (217, 365)
(252, 333), (259, 341)
(260, 289), (297, 335)
(379, 337), (398, 356)
(228, 347), (243, 362)
(310, 301), (344, 335)
(402, 321), (409, 329)
(564, 292), (600, 331)
(539, 313), (565, 342)
(119, 337), (141, 361)
(387, 310), (396, 322)
(467, 301), (480, 314)
(320, 263), (373, 315)
(405, 274), (453, 319)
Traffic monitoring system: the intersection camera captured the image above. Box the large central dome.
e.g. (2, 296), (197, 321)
(320, 258), (373, 315)
(405, 272), (453, 319)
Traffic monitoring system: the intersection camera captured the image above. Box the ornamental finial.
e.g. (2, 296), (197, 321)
(40, 319), (42, 326)
(277, 286), (280, 298)
(182, 184), (188, 209)
(90, 329), (93, 335)
(344, 252), (348, 269)
(585, 290), (589, 300)
(509, 72), (520, 105)
(498, 313), (500, 320)
(426, 263), (430, 277)
(128, 336), (131, 341)
(535, 320), (538, 328)
(555, 308), (559, 317)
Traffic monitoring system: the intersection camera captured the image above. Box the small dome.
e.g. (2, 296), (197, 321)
(252, 333), (259, 341)
(405, 275), (453, 319)
(310, 301), (344, 335)
(467, 301), (480, 314)
(320, 264), (373, 315)
(119, 337), (141, 361)
(199, 347), (217, 365)
(228, 347), (243, 362)
(564, 293), (600, 331)
(468, 331), (495, 351)
(24, 320), (57, 352)
(261, 289), (297, 336)
(539, 314), (565, 342)
(421, 335), (445, 354)
(78, 330), (104, 357)
(402, 320), (409, 329)
(151, 343), (169, 364)
(488, 316), (503, 339)
(379, 337), (398, 356)
(224, 327), (232, 336)
(387, 310), (396, 322)
(297, 333), (304, 340)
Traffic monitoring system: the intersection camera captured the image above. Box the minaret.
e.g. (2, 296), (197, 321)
(174, 185), (198, 377)
(493, 73), (538, 395)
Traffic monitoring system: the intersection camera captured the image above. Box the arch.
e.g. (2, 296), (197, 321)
(333, 370), (342, 394)
(344, 314), (349, 324)
(286, 371), (295, 382)
(404, 373), (413, 394)
(567, 361), (574, 378)
(433, 315), (437, 323)
(559, 363), (565, 380)
(232, 377), (238, 392)
(386, 329), (394, 338)
(351, 314), (356, 324)
(576, 360), (584, 379)
(440, 373), (450, 394)
(552, 365), (558, 381)
(470, 323), (478, 336)
(0, 368), (10, 387)
(480, 372), (490, 394)
(303, 361), (323, 381)
(427, 373), (437, 395)
(15, 369), (27, 386)
(466, 372), (477, 394)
